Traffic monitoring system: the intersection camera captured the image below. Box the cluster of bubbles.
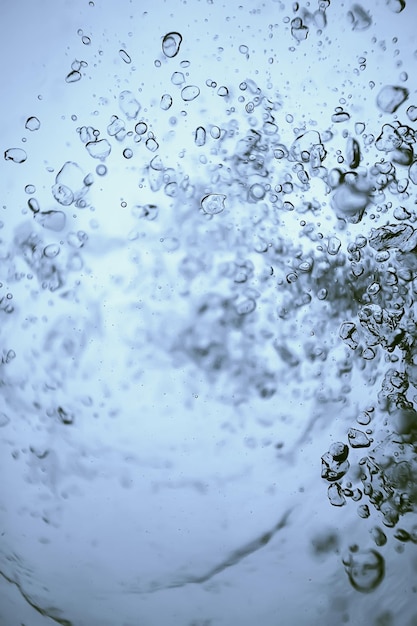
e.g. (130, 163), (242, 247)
(2, 0), (417, 605)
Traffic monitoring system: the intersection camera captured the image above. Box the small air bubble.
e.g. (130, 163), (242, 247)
(171, 72), (185, 86)
(135, 122), (147, 135)
(96, 164), (107, 176)
(406, 105), (417, 122)
(4, 148), (27, 164)
(25, 116), (41, 131)
(160, 94), (173, 110)
(195, 126), (206, 147)
(86, 139), (111, 160)
(43, 244), (60, 258)
(119, 49), (132, 64)
(119, 90), (141, 120)
(332, 111), (350, 123)
(327, 236), (341, 255)
(376, 85), (408, 113)
(236, 298), (256, 315)
(65, 70), (82, 83)
(286, 272), (298, 284)
(146, 138), (159, 152)
(357, 504), (370, 518)
(181, 85), (200, 101)
(162, 32), (182, 58)
(344, 549), (384, 592)
(201, 193), (226, 215)
(28, 198), (40, 213)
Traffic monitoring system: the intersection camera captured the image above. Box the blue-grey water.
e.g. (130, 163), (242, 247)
(1, 1), (417, 624)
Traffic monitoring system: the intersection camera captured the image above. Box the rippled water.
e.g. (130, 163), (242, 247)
(1, 1), (417, 624)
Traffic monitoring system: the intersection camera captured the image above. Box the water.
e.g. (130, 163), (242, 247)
(1, 1), (417, 625)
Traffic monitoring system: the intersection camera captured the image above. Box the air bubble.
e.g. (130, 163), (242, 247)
(67, 231), (88, 248)
(371, 527), (387, 547)
(201, 194), (226, 215)
(43, 244), (60, 258)
(249, 183), (265, 201)
(65, 70), (82, 83)
(346, 137), (360, 168)
(393, 206), (411, 220)
(376, 85), (409, 113)
(386, 0), (406, 12)
(194, 126), (206, 147)
(217, 86), (229, 97)
(181, 85), (200, 102)
(328, 483), (346, 507)
(4, 148), (27, 163)
(96, 164), (107, 176)
(162, 32), (182, 58)
(321, 444), (350, 481)
(86, 139), (111, 160)
(409, 161), (417, 185)
(343, 548), (385, 592)
(291, 17), (309, 40)
(357, 504), (370, 518)
(25, 116), (41, 131)
(135, 122), (147, 135)
(348, 4), (372, 31)
(119, 90), (141, 120)
(348, 428), (371, 448)
(119, 49), (131, 64)
(159, 94), (172, 110)
(107, 116), (126, 137)
(406, 105), (417, 122)
(332, 111), (350, 123)
(146, 138), (159, 152)
(171, 72), (185, 85)
(28, 198), (40, 213)
(34, 210), (66, 232)
(236, 298), (256, 315)
(123, 148), (133, 159)
(327, 236), (341, 255)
